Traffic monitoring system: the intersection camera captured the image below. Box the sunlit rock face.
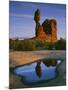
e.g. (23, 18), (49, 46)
(34, 9), (57, 42)
(50, 19), (57, 42)
(36, 26), (46, 41)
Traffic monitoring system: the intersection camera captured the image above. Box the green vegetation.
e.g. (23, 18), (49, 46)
(9, 39), (35, 51)
(55, 38), (66, 50)
(9, 38), (66, 51)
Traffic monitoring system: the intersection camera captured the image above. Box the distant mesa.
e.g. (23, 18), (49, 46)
(34, 9), (57, 42)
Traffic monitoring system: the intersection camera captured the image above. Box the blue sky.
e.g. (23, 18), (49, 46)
(9, 1), (66, 39)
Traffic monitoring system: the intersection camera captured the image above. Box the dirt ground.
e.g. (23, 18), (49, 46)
(9, 50), (66, 89)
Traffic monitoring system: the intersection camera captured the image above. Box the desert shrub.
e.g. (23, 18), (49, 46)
(9, 38), (66, 51)
(9, 39), (36, 51)
(55, 38), (66, 50)
(22, 40), (36, 51)
(34, 40), (45, 50)
(43, 42), (54, 50)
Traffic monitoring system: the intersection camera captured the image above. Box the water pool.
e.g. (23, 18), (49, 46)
(14, 60), (61, 84)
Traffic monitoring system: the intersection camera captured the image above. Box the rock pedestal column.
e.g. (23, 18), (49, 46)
(34, 9), (40, 37)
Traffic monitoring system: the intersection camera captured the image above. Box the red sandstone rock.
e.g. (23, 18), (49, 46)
(34, 9), (40, 23)
(34, 9), (57, 42)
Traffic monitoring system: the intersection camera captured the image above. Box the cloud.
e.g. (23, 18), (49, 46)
(10, 13), (34, 18)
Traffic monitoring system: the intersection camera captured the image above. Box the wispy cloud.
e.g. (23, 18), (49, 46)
(10, 13), (34, 18)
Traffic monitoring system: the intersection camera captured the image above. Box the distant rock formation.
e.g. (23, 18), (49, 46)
(34, 9), (57, 42)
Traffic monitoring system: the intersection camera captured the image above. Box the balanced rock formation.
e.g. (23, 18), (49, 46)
(34, 9), (41, 37)
(34, 9), (57, 42)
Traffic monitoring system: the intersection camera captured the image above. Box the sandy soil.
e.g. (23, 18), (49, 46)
(9, 50), (66, 67)
(9, 50), (66, 89)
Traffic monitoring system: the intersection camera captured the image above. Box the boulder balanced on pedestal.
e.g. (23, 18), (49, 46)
(34, 9), (57, 42)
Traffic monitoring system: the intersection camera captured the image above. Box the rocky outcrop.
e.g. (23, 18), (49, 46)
(34, 9), (57, 42)
(34, 9), (40, 23)
(34, 9), (41, 37)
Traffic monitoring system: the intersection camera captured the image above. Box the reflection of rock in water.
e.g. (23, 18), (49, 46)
(35, 61), (42, 78)
(51, 60), (57, 66)
(43, 60), (51, 67)
(35, 60), (57, 78)
(43, 60), (57, 67)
